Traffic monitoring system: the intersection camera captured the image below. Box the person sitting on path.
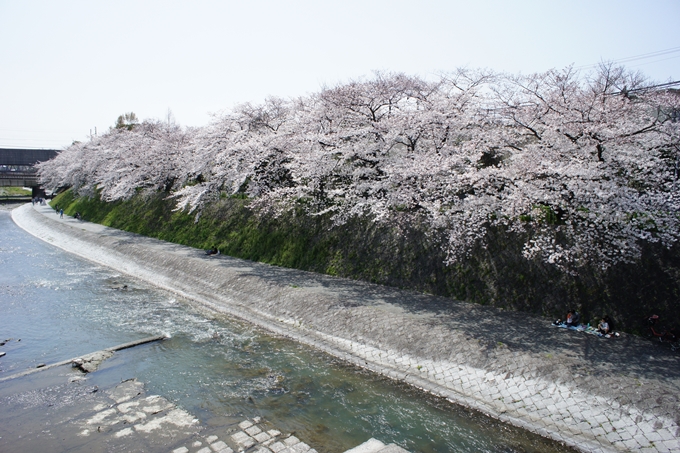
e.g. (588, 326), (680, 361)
(597, 317), (610, 335)
(565, 310), (581, 329)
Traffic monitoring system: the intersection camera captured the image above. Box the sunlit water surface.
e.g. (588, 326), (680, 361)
(0, 209), (573, 453)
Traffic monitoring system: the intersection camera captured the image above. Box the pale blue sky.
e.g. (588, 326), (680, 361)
(1, 0), (678, 149)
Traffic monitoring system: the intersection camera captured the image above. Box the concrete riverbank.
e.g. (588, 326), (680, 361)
(11, 203), (680, 453)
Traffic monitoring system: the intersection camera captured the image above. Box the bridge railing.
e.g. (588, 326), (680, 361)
(0, 165), (36, 173)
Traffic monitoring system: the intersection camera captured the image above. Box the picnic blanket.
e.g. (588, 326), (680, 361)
(552, 323), (619, 338)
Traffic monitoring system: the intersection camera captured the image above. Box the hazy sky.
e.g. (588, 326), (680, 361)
(1, 0), (678, 149)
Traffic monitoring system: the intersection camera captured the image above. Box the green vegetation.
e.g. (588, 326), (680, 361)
(53, 189), (342, 270)
(115, 112), (139, 130)
(0, 187), (31, 197)
(51, 189), (680, 332)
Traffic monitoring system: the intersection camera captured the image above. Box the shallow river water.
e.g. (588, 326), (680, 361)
(0, 208), (573, 453)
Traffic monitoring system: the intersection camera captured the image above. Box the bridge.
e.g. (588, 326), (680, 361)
(0, 148), (60, 198)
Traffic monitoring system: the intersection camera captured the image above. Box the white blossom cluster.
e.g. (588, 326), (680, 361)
(38, 66), (680, 272)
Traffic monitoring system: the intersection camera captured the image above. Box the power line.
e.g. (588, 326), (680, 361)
(607, 46), (680, 64)
(627, 54), (680, 69)
(625, 80), (680, 93)
(604, 80), (680, 96)
(575, 46), (680, 70)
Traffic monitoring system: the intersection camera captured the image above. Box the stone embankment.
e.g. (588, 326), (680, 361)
(12, 204), (680, 453)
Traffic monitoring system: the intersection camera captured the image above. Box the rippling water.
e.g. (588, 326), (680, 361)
(0, 209), (574, 453)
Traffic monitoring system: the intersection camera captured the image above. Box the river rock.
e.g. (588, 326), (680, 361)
(72, 350), (114, 373)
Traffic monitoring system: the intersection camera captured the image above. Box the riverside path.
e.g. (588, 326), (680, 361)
(11, 203), (680, 453)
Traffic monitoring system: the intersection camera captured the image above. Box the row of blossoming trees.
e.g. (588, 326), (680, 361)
(39, 65), (680, 276)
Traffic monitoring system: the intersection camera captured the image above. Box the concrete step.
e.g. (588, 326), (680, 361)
(375, 444), (410, 453)
(343, 438), (409, 453)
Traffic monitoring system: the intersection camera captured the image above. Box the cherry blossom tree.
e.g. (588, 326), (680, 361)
(38, 120), (196, 202)
(38, 66), (680, 272)
(477, 65), (680, 270)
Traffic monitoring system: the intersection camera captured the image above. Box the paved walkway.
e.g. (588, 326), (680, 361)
(11, 203), (680, 453)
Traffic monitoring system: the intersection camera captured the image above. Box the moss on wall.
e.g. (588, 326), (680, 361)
(51, 189), (680, 332)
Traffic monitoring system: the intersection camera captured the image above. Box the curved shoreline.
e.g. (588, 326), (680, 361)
(12, 203), (680, 453)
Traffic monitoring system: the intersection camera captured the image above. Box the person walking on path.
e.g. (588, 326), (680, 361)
(59, 208), (63, 219)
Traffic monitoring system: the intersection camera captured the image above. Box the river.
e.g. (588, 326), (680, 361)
(0, 206), (573, 453)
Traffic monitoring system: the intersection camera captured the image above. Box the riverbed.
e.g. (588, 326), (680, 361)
(0, 205), (576, 452)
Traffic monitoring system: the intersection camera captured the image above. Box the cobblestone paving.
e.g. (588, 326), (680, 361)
(171, 417), (319, 453)
(13, 204), (680, 453)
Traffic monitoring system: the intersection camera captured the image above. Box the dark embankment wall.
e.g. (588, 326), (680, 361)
(52, 189), (680, 332)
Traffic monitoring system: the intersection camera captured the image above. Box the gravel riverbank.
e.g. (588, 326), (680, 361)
(11, 203), (680, 453)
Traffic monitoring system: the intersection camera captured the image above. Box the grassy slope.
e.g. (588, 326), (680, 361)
(0, 187), (31, 196)
(51, 189), (680, 332)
